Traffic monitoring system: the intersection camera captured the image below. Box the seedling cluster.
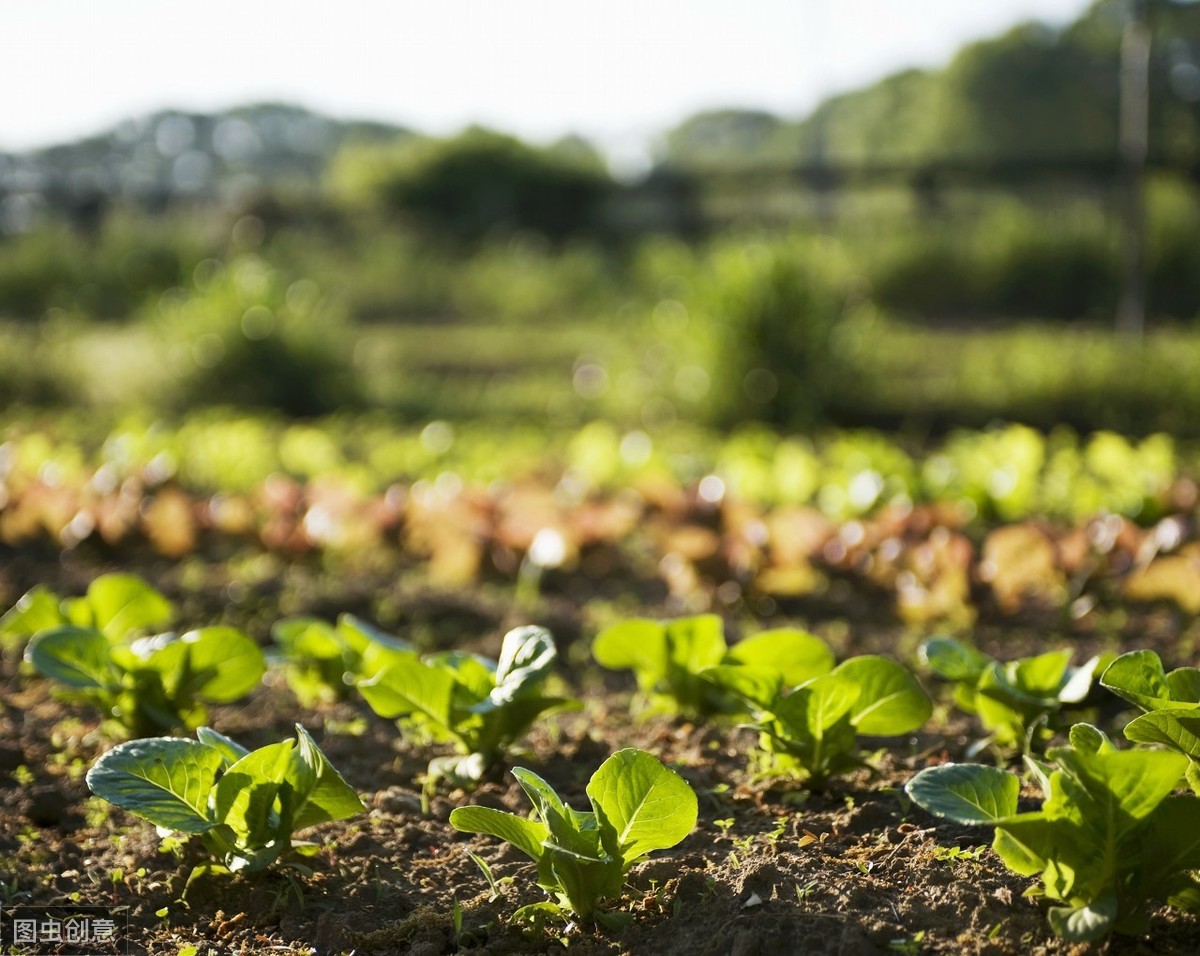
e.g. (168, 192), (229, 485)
(5, 576), (1200, 947)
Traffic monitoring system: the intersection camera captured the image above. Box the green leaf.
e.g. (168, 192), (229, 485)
(432, 651), (496, 706)
(700, 664), (783, 710)
(0, 586), (65, 646)
(1047, 746), (1187, 827)
(1067, 723), (1113, 755)
(337, 614), (416, 656)
(485, 626), (557, 710)
(1023, 755), (1053, 799)
(1010, 650), (1073, 699)
(1167, 875), (1200, 914)
(664, 615), (727, 674)
(84, 574), (174, 641)
(1047, 893), (1117, 942)
(212, 740), (310, 851)
(449, 806), (549, 863)
(511, 767), (577, 832)
(357, 656), (455, 732)
(777, 677), (857, 740)
(920, 637), (991, 683)
(905, 763), (1020, 824)
(272, 618), (342, 661)
(586, 748), (697, 869)
(992, 816), (1051, 876)
(291, 724), (364, 830)
(171, 628), (266, 703)
(1141, 795), (1200, 891)
(1059, 656), (1105, 705)
(428, 752), (488, 786)
(25, 626), (121, 689)
(1124, 711), (1200, 761)
(831, 656), (931, 735)
(469, 694), (578, 759)
(725, 628), (834, 687)
(196, 727), (251, 768)
(1101, 650), (1198, 713)
(1166, 667), (1200, 705)
(86, 737), (221, 833)
(592, 619), (667, 687)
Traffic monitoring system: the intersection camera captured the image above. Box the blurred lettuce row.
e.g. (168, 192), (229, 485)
(0, 413), (1186, 526)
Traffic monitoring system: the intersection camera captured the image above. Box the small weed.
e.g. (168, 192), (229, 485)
(888, 930), (926, 954)
(766, 817), (788, 845)
(932, 844), (987, 865)
(467, 850), (514, 902)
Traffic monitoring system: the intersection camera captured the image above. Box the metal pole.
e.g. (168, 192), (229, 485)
(1117, 0), (1152, 337)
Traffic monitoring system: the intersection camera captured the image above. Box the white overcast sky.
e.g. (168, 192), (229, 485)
(2, 0), (1095, 161)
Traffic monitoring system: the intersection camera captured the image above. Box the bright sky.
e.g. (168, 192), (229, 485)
(2, 0), (1095, 162)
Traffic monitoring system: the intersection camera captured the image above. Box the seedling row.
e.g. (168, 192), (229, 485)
(3, 573), (1200, 952)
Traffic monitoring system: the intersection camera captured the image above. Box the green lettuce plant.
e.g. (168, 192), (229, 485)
(703, 651), (931, 786)
(271, 614), (414, 706)
(449, 748), (697, 925)
(13, 574), (265, 737)
(921, 637), (1107, 752)
(905, 725), (1200, 942)
(592, 614), (834, 717)
(87, 724), (364, 874)
(2, 573), (173, 649)
(357, 625), (576, 785)
(1101, 649), (1200, 792)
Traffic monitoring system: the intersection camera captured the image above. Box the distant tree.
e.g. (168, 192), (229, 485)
(327, 127), (613, 243)
(937, 22), (1119, 160)
(662, 109), (793, 168)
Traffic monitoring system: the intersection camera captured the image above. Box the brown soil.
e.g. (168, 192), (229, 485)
(2, 555), (1199, 956)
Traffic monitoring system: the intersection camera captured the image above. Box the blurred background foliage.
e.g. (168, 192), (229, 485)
(2, 0), (1200, 437)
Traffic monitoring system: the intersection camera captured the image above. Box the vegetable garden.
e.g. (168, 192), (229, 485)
(3, 417), (1200, 954)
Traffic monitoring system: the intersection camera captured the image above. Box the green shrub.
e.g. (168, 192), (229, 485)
(328, 128), (614, 244)
(676, 235), (859, 428)
(147, 254), (358, 415)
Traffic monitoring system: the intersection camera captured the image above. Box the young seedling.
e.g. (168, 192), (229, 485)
(1100, 649), (1200, 792)
(905, 724), (1200, 942)
(449, 748), (697, 925)
(592, 614), (834, 718)
(86, 724), (364, 875)
(703, 650), (931, 786)
(16, 575), (265, 737)
(270, 614), (415, 706)
(921, 636), (1107, 752)
(357, 625), (576, 786)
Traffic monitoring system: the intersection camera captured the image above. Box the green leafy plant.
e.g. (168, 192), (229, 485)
(86, 724), (364, 874)
(703, 651), (931, 786)
(449, 748), (697, 924)
(1100, 649), (1200, 792)
(592, 614), (835, 717)
(271, 614), (414, 706)
(921, 637), (1107, 752)
(905, 725), (1200, 942)
(357, 625), (575, 785)
(2, 574), (173, 649)
(11, 574), (265, 737)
